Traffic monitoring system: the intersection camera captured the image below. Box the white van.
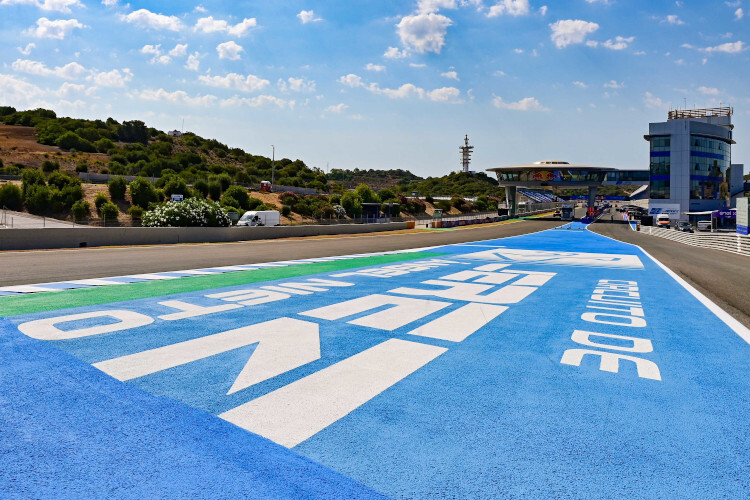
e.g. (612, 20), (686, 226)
(237, 210), (281, 227)
(656, 213), (671, 228)
(696, 220), (712, 232)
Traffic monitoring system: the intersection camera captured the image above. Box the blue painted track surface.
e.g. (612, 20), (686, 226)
(2, 227), (749, 498)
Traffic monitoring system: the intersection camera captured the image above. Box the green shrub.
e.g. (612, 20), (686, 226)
(24, 184), (52, 214)
(128, 205), (144, 220)
(436, 199), (452, 212)
(281, 204), (292, 218)
(95, 137), (115, 153)
(194, 179), (209, 198)
(221, 196), (240, 210)
(222, 185), (250, 210)
(0, 183), (22, 210)
(75, 161), (88, 173)
(41, 160), (60, 173)
(128, 177), (158, 208)
(425, 195), (434, 204)
(216, 173), (232, 191)
(341, 191), (362, 217)
(247, 197), (263, 210)
(354, 183), (379, 204)
(47, 171), (80, 190)
(142, 198), (231, 227)
(99, 201), (119, 221)
(71, 199), (90, 220)
(94, 192), (109, 212)
(56, 131), (96, 153)
(207, 181), (222, 201)
(21, 168), (46, 198)
(108, 176), (127, 200)
(52, 184), (83, 211)
(163, 176), (189, 199)
(377, 188), (396, 202)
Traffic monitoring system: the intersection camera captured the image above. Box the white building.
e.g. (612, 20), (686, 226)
(644, 107), (743, 221)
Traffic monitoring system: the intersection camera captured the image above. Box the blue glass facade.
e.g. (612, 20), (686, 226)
(649, 136), (670, 199)
(689, 135), (731, 200)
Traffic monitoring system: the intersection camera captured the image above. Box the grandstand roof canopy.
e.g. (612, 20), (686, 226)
(486, 160), (617, 187)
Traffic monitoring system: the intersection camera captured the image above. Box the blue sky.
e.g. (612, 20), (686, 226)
(1, 0), (748, 177)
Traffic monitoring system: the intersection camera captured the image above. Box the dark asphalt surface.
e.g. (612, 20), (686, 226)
(0, 219), (562, 286)
(590, 221), (750, 329)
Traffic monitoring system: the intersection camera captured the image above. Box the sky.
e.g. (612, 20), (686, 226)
(0, 0), (748, 177)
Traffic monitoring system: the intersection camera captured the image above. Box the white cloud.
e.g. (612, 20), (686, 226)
(87, 68), (133, 88)
(136, 88), (217, 107)
(0, 74), (45, 105)
(662, 14), (685, 25)
(573, 81), (587, 88)
(199, 73), (270, 93)
(101, 0), (117, 6)
(602, 36), (634, 50)
(701, 41), (745, 53)
(338, 74), (364, 88)
(24, 17), (85, 39)
(410, 62), (427, 68)
(121, 9), (183, 31)
(1, 0), (82, 13)
(169, 44), (188, 57)
(735, 8), (744, 20)
(384, 46), (409, 59)
(325, 103), (349, 113)
(17, 43), (36, 55)
(603, 80), (624, 88)
(216, 41), (243, 60)
(487, 0), (530, 17)
(493, 96), (548, 111)
(426, 86), (460, 101)
(585, 0), (612, 4)
(193, 5), (206, 13)
(417, 0), (458, 14)
(297, 9), (323, 24)
(11, 58), (86, 79)
(396, 13), (453, 54)
(220, 95), (295, 109)
(185, 52), (200, 71)
(698, 86), (719, 95)
(539, 5), (548, 15)
(514, 48), (524, 53)
(278, 77), (316, 92)
(643, 92), (664, 108)
(140, 44), (161, 56)
(337, 73), (460, 102)
(441, 70), (459, 80)
(493, 70), (506, 76)
(365, 63), (386, 72)
(549, 19), (599, 48)
(194, 16), (257, 37)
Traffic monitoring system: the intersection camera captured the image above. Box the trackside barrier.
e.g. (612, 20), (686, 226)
(0, 222), (409, 251)
(639, 226), (750, 257)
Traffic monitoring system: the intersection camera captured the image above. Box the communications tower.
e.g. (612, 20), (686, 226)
(460, 134), (474, 173)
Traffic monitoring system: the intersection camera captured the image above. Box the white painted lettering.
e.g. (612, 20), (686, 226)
(560, 349), (661, 381)
(18, 310), (153, 341)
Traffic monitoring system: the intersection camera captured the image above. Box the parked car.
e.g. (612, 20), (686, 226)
(676, 221), (693, 233)
(696, 220), (712, 232)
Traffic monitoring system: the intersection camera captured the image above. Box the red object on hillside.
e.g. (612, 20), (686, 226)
(260, 181), (272, 192)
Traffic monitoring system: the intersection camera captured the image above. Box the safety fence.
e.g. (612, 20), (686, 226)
(638, 225), (750, 257)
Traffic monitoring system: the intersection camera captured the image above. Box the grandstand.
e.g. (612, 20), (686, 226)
(518, 189), (564, 203)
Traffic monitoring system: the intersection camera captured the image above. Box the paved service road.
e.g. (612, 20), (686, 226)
(3, 222), (748, 498)
(0, 218), (562, 286)
(590, 221), (750, 329)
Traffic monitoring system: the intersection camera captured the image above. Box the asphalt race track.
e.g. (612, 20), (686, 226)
(2, 220), (749, 498)
(0, 218), (562, 286)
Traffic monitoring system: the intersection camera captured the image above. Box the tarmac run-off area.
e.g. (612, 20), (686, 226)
(1, 222), (749, 499)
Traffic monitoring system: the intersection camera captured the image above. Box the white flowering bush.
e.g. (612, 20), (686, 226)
(333, 204), (346, 218)
(141, 198), (231, 227)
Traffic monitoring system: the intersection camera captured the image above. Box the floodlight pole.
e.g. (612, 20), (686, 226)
(271, 145), (275, 186)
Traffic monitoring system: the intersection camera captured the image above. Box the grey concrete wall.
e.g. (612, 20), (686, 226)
(0, 222), (408, 251)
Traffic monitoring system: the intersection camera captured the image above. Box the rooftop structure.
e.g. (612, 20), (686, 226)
(667, 106), (733, 121)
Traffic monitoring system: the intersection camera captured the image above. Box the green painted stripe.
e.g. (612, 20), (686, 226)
(1, 252), (446, 317)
